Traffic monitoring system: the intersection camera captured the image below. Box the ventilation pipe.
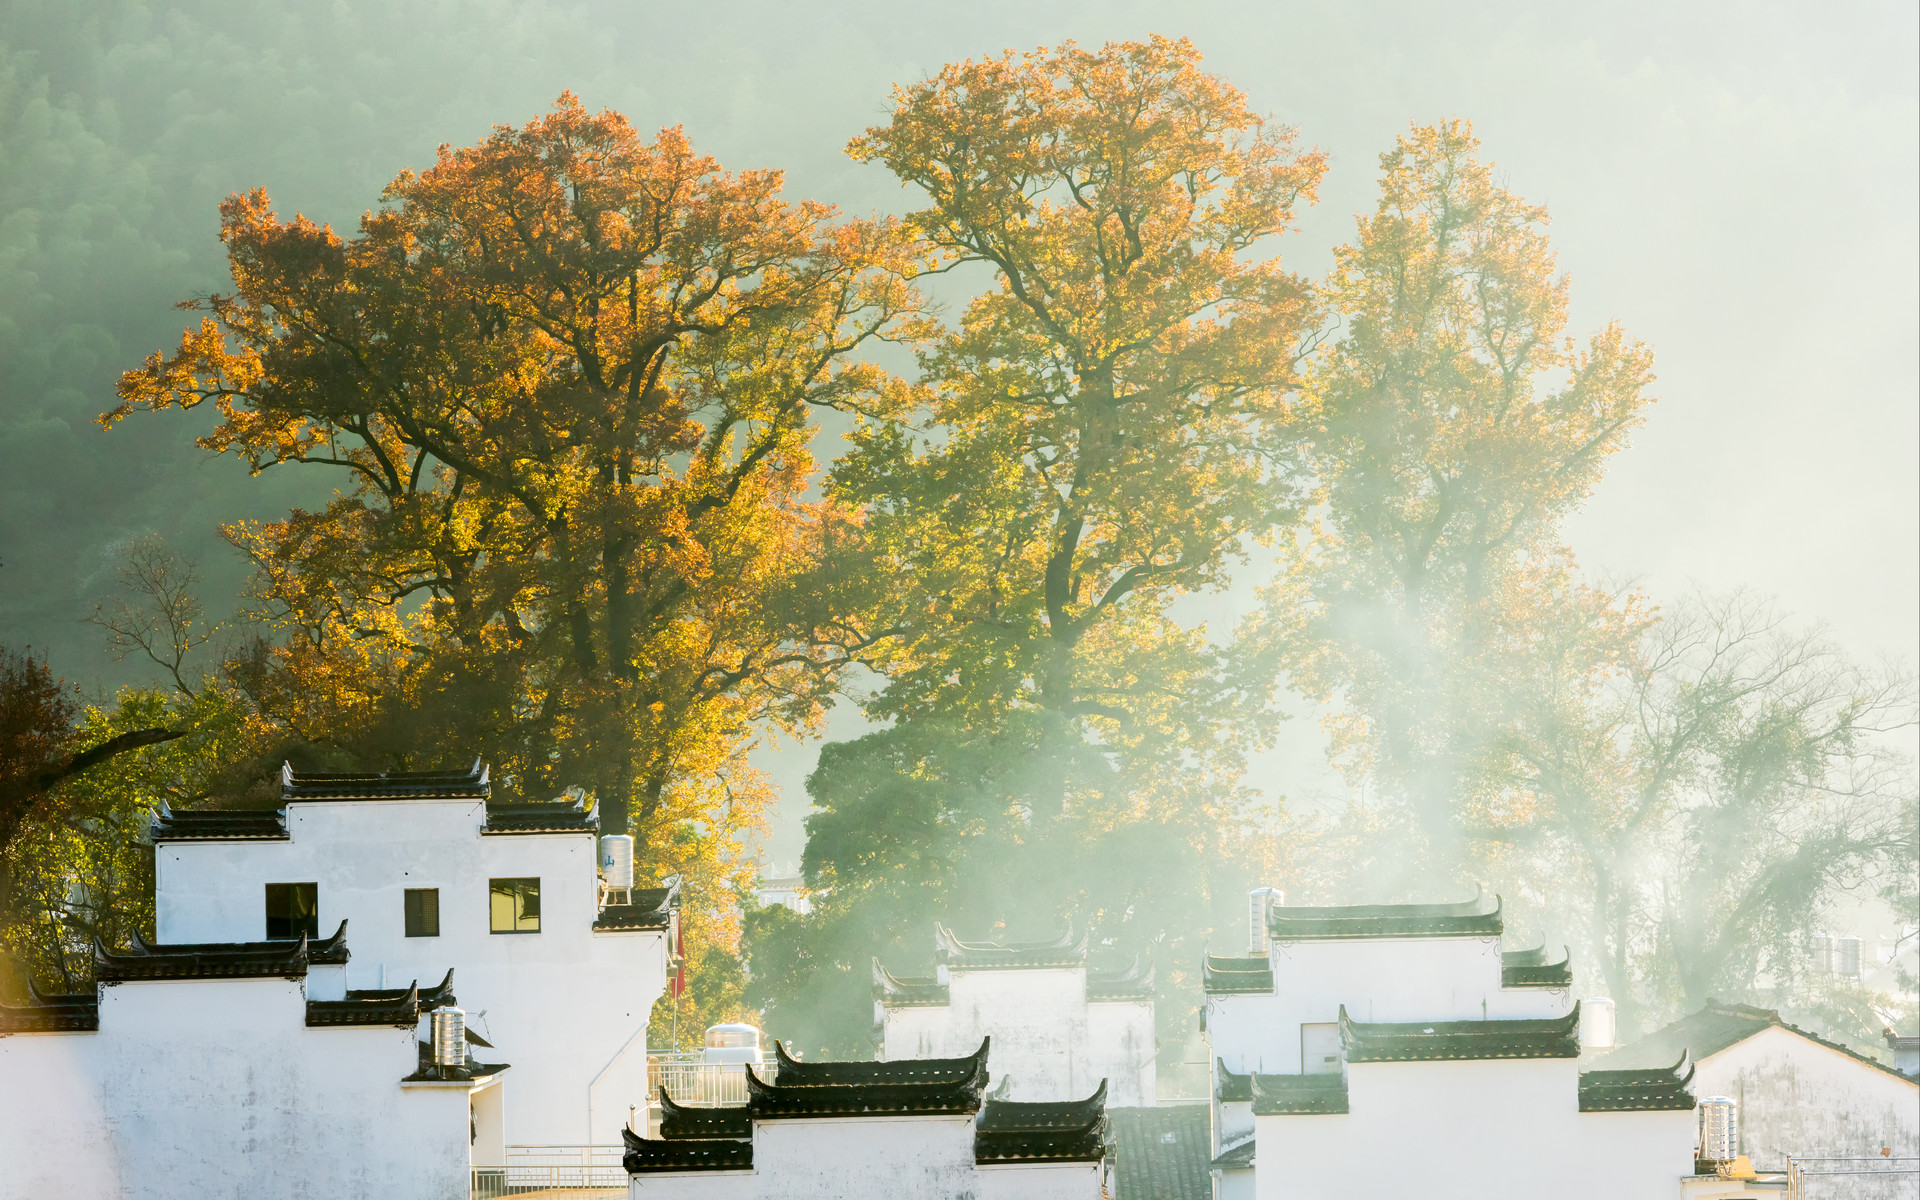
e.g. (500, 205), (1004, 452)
(1248, 888), (1281, 956)
(431, 1007), (467, 1073)
(1579, 997), (1617, 1050)
(1698, 1096), (1737, 1163)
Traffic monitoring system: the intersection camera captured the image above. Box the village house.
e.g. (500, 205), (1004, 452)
(1203, 889), (1699, 1199)
(874, 922), (1157, 1106)
(0, 761), (680, 1199)
(1597, 1000), (1919, 1196)
(622, 1037), (1107, 1198)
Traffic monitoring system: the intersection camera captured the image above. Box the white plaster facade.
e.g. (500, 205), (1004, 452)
(627, 1114), (1102, 1200)
(1696, 1025), (1918, 1177)
(1206, 935), (1568, 1078)
(1254, 1058), (1695, 1200)
(0, 971), (488, 1200)
(155, 790), (673, 1144)
(877, 927), (1156, 1105)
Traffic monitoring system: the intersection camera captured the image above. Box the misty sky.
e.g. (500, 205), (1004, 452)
(2, 0), (1914, 865)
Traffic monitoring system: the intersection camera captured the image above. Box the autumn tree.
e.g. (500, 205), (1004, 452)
(1259, 119), (1656, 884)
(749, 38), (1325, 1053)
(105, 96), (927, 1037)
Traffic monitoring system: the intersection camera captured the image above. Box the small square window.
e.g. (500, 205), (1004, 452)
(265, 882), (319, 940)
(489, 878), (540, 934)
(405, 888), (440, 937)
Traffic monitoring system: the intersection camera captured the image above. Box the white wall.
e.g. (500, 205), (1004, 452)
(626, 1115), (1102, 1200)
(881, 966), (1153, 1104)
(1207, 937), (1569, 1075)
(1700, 1026), (1919, 1191)
(1254, 1059), (1694, 1200)
(156, 797), (669, 1144)
(0, 975), (475, 1200)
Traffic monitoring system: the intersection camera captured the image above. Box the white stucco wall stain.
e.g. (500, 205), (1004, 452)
(1698, 1025), (1919, 1196)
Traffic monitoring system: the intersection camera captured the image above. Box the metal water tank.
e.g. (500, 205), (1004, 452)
(1811, 933), (1834, 973)
(1248, 887), (1281, 956)
(431, 1007), (467, 1070)
(1579, 997), (1617, 1049)
(599, 835), (635, 890)
(1835, 936), (1862, 979)
(704, 1022), (761, 1065)
(1698, 1096), (1737, 1163)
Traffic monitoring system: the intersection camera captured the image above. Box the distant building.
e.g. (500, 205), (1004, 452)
(1885, 1026), (1920, 1078)
(755, 872), (811, 915)
(1204, 889), (1700, 1200)
(622, 1038), (1106, 1198)
(1598, 1000), (1919, 1193)
(874, 923), (1156, 1105)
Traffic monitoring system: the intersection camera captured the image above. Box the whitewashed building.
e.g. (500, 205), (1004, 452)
(1598, 1000), (1919, 1196)
(622, 1038), (1107, 1198)
(151, 761), (678, 1145)
(874, 923), (1156, 1105)
(1204, 891), (1697, 1199)
(0, 926), (502, 1200)
(0, 760), (680, 1199)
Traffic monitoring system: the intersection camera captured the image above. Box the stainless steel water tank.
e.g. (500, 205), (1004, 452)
(1698, 1096), (1737, 1162)
(431, 1006), (467, 1070)
(1835, 936), (1862, 979)
(599, 835), (635, 890)
(1579, 997), (1617, 1049)
(1812, 933), (1834, 973)
(704, 1022), (761, 1065)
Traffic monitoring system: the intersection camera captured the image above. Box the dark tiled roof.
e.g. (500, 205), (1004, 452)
(307, 968), (458, 1028)
(149, 802), (288, 842)
(1501, 944), (1573, 988)
(873, 960), (949, 1008)
(1202, 954), (1273, 995)
(934, 923), (1089, 969)
(623, 1126), (753, 1173)
(482, 796), (597, 835)
(1579, 1052), (1697, 1111)
(1593, 1000), (1915, 1084)
(747, 1039), (990, 1118)
(594, 883), (679, 931)
(95, 921), (350, 981)
(1211, 1138), (1255, 1171)
(0, 983), (99, 1033)
(1340, 1003), (1582, 1062)
(283, 759), (490, 801)
(1269, 892), (1503, 942)
(1108, 1104), (1212, 1200)
(1087, 955), (1155, 1002)
(658, 1091), (752, 1140)
(974, 1082), (1108, 1165)
(1215, 1059), (1252, 1102)
(1251, 1072), (1348, 1115)
(976, 1081), (1107, 1132)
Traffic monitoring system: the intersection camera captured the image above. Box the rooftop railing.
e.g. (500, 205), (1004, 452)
(1784, 1155), (1919, 1200)
(647, 1049), (773, 1107)
(472, 1146), (624, 1198)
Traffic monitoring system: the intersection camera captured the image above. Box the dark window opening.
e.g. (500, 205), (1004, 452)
(489, 878), (540, 934)
(405, 888), (440, 937)
(265, 882), (319, 940)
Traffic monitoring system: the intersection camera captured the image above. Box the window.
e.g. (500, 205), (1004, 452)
(489, 878), (540, 934)
(405, 888), (440, 937)
(265, 882), (319, 940)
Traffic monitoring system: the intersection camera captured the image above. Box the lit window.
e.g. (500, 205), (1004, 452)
(405, 888), (440, 937)
(489, 878), (540, 934)
(265, 882), (319, 940)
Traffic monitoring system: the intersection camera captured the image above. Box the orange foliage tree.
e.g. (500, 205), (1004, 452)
(106, 95), (928, 1033)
